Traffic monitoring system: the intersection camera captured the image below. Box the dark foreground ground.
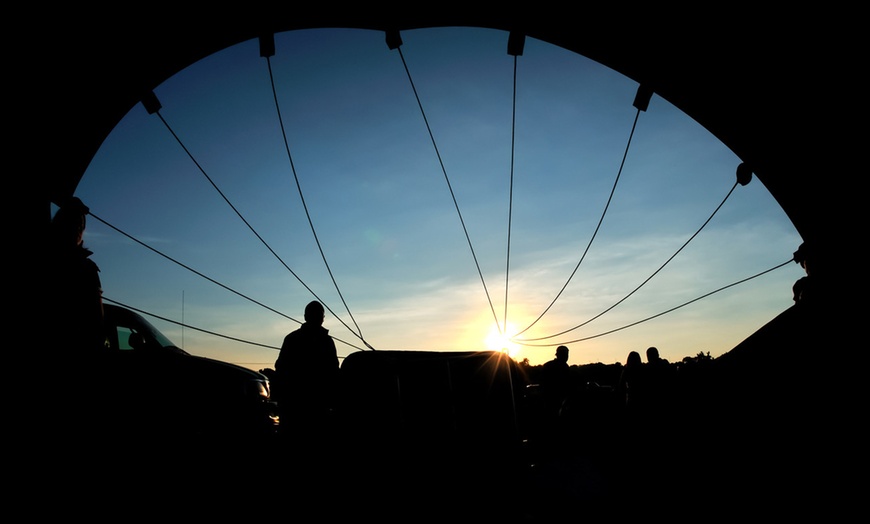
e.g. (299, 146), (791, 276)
(25, 306), (857, 520)
(31, 373), (849, 523)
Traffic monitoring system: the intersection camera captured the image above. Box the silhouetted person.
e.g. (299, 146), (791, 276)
(792, 241), (829, 306)
(643, 346), (677, 454)
(541, 345), (571, 410)
(644, 346), (674, 412)
(616, 350), (645, 415)
(536, 345), (572, 454)
(611, 350), (653, 499)
(273, 300), (339, 464)
(47, 196), (105, 355)
(792, 275), (809, 303)
(46, 197), (107, 450)
(645, 346), (666, 365)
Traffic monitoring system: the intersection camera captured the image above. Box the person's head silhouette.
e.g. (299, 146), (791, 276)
(51, 196), (90, 248)
(304, 300), (325, 326)
(555, 345), (569, 363)
(646, 346), (660, 363)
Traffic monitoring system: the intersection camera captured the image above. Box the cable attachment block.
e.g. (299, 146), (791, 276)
(633, 84), (654, 112)
(385, 30), (402, 50)
(141, 91), (162, 114)
(507, 31), (525, 56)
(259, 34), (275, 58)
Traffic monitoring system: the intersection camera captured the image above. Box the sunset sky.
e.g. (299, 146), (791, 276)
(72, 26), (804, 370)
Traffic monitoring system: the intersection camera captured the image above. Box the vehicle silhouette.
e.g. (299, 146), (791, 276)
(99, 303), (278, 441)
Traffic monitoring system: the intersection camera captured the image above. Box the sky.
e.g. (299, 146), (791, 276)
(72, 26), (804, 371)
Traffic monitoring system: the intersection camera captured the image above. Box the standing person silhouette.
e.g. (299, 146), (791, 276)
(47, 196), (105, 355)
(538, 345), (572, 454)
(644, 346), (673, 413)
(274, 300), (339, 464)
(643, 346), (675, 456)
(541, 345), (571, 411)
(46, 196), (107, 453)
(616, 350), (645, 414)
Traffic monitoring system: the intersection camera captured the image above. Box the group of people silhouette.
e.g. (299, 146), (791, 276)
(528, 343), (687, 512)
(536, 343), (676, 422)
(615, 345), (675, 417)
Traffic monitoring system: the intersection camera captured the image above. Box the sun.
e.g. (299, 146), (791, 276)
(485, 322), (520, 358)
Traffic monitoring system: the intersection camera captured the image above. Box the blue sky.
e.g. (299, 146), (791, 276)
(73, 27), (804, 370)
